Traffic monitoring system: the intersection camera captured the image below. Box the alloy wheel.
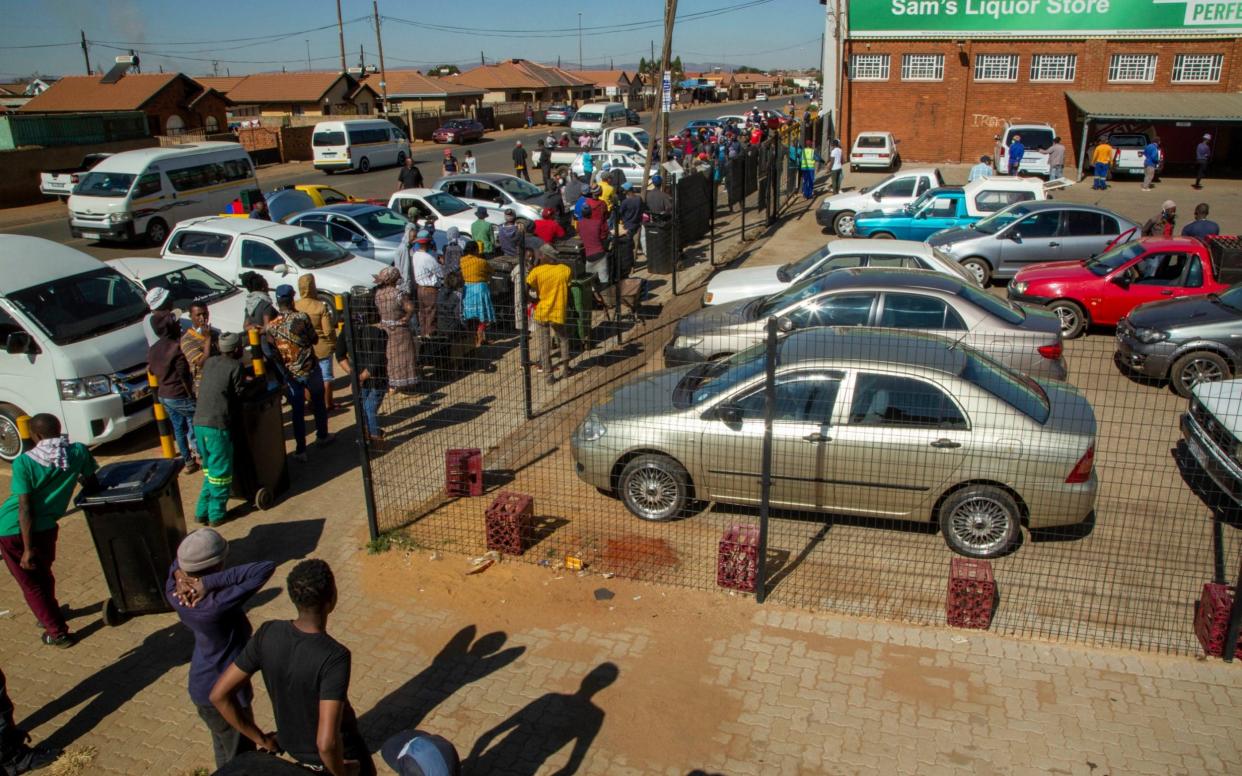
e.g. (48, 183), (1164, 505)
(947, 496), (1014, 556)
(625, 464), (679, 520)
(1179, 357), (1225, 388)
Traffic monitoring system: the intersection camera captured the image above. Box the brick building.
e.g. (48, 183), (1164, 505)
(838, 2), (1242, 174)
(197, 71), (380, 120)
(20, 72), (229, 137)
(450, 59), (594, 105)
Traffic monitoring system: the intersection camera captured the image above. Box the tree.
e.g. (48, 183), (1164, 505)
(735, 65), (764, 74)
(432, 64), (460, 75)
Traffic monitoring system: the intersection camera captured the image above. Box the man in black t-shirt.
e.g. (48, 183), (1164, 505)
(396, 156), (423, 191)
(210, 560), (375, 776)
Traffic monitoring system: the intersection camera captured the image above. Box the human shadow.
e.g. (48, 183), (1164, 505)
(227, 518), (326, 567)
(464, 662), (618, 776)
(17, 622), (192, 750)
(359, 625), (525, 751)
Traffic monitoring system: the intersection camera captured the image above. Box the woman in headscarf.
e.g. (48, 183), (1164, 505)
(372, 266), (419, 393)
(442, 225), (465, 276)
(459, 240), (496, 349)
(392, 223), (419, 298)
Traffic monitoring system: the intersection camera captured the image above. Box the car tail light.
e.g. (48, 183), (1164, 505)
(70, 173), (80, 183)
(1038, 342), (1063, 360)
(1065, 444), (1095, 484)
(878, 153), (889, 158)
(346, 147), (352, 159)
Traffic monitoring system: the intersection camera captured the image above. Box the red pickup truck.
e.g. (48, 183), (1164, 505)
(1006, 235), (1242, 338)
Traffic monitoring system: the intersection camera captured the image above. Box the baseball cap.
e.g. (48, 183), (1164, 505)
(444, 148), (452, 155)
(1162, 199), (1177, 210)
(651, 174), (662, 186)
(621, 182), (633, 191)
(274, 284), (295, 299)
(380, 730), (460, 776)
(475, 207), (488, 218)
(145, 286), (170, 311)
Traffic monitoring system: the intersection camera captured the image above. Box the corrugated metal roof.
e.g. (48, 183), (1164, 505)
(1067, 91), (1242, 122)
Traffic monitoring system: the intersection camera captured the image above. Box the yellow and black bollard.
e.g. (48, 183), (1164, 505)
(146, 373), (177, 459)
(247, 328), (266, 377)
(16, 414), (31, 451)
(334, 294), (345, 336)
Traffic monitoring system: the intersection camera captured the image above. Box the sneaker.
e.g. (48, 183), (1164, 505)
(41, 633), (75, 649)
(2, 742), (62, 775)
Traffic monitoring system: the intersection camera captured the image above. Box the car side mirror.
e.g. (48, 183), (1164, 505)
(1007, 231), (1022, 242)
(1112, 273), (1131, 289)
(777, 316), (796, 333)
(872, 191), (882, 200)
(716, 402), (743, 426)
(352, 237), (369, 249)
(4, 332), (35, 355)
(274, 264), (291, 276)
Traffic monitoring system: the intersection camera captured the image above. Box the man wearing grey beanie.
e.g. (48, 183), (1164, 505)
(166, 528), (275, 770)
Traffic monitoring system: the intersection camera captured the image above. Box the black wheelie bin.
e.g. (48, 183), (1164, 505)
(231, 384), (289, 511)
(75, 458), (186, 626)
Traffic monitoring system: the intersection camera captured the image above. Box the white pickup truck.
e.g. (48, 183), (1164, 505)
(814, 167), (945, 237)
(39, 153), (112, 198)
(540, 127), (650, 167)
(161, 216), (388, 300)
(1105, 133), (1155, 177)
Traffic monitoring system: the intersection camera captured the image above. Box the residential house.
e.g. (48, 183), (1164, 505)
(0, 82), (27, 111)
(450, 59), (594, 105)
(378, 70), (484, 113)
(197, 71), (381, 120)
(20, 72), (229, 136)
(565, 70), (643, 106)
(721, 72), (779, 101)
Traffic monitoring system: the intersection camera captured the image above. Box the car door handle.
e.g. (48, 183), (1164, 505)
(803, 432), (831, 443)
(1160, 290), (1173, 295)
(930, 438), (962, 449)
(1047, 242), (1060, 247)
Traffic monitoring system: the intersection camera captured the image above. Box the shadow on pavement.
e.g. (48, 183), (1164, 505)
(17, 623), (192, 751)
(463, 662), (618, 776)
(227, 518), (326, 567)
(359, 624), (525, 752)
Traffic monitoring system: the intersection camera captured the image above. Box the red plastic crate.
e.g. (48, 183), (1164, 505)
(1195, 583), (1242, 658)
(485, 491), (532, 555)
(946, 557), (996, 629)
(717, 524), (759, 592)
(445, 448), (484, 497)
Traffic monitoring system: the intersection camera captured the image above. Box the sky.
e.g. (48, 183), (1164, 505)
(0, 0), (825, 80)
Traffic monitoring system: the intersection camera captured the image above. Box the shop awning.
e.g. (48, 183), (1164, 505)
(1067, 91), (1242, 123)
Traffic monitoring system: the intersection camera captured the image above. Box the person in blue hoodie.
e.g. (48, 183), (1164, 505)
(1006, 134), (1025, 175)
(1141, 136), (1162, 191)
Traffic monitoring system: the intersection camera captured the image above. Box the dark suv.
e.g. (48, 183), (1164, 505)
(1116, 286), (1242, 397)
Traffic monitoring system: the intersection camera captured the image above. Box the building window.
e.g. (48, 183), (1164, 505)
(1172, 53), (1223, 83)
(205, 115), (219, 132)
(165, 115), (185, 135)
(291, 104), (305, 116)
(1108, 54), (1157, 83)
(849, 54), (890, 81)
(1030, 54), (1077, 82)
(974, 54), (1019, 82)
(901, 54), (944, 81)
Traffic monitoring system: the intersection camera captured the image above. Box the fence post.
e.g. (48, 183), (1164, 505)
(740, 148), (747, 242)
(754, 315), (778, 604)
(671, 179), (680, 296)
(518, 224), (533, 420)
(1223, 556), (1242, 662)
(343, 294), (381, 542)
(709, 169), (719, 267)
(613, 211), (623, 345)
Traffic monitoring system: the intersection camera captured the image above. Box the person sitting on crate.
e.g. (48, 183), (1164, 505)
(0, 413), (99, 649)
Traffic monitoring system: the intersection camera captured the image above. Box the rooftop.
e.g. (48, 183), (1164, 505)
(20, 72), (204, 113)
(452, 59), (593, 91)
(381, 70), (484, 98)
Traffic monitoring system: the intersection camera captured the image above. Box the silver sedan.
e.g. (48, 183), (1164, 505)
(573, 328), (1098, 558)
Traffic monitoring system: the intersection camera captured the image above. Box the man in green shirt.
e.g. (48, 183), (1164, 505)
(0, 413), (98, 648)
(470, 207), (495, 257)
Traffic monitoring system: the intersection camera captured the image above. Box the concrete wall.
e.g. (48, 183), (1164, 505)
(0, 137), (157, 207)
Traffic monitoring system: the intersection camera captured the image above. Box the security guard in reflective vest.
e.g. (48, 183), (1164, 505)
(800, 145), (822, 200)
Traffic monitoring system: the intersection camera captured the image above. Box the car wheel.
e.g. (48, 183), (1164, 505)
(0, 405), (27, 462)
(850, 164), (858, 172)
(358, 156), (371, 173)
(619, 454), (690, 522)
(960, 257), (992, 286)
(324, 168), (336, 175)
(396, 151), (406, 166)
(1171, 351), (1230, 398)
(103, 598), (125, 627)
(1048, 299), (1087, 339)
(145, 218), (169, 247)
(870, 231), (895, 240)
(832, 210), (856, 237)
(939, 485), (1021, 559)
(892, 155), (902, 171)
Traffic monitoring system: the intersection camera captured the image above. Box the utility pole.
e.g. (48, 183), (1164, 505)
(821, 0), (844, 152)
(577, 12), (583, 71)
(306, 39), (312, 71)
(480, 51), (485, 66)
(80, 30), (90, 75)
(641, 0), (677, 195)
(336, 0), (347, 72)
(373, 0), (389, 116)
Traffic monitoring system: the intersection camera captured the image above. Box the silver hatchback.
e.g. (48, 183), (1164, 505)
(574, 328), (1098, 558)
(664, 268), (1068, 380)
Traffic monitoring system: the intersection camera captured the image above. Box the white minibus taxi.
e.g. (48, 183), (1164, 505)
(67, 142), (259, 246)
(0, 236), (153, 461)
(570, 103), (627, 137)
(312, 119), (410, 174)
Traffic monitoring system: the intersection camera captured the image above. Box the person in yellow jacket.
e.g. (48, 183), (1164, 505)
(800, 144), (823, 199)
(1091, 140), (1115, 191)
(294, 274), (339, 412)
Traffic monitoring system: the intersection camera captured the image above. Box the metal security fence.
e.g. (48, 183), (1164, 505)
(339, 117), (1242, 656)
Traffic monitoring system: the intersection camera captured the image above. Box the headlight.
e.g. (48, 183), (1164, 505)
(579, 413), (607, 442)
(1134, 327), (1169, 344)
(1010, 281), (1027, 295)
(937, 241), (957, 253)
(674, 335), (703, 349)
(58, 374), (113, 401)
(106, 213), (132, 224)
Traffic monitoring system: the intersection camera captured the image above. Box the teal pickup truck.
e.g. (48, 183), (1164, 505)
(854, 177), (1047, 241)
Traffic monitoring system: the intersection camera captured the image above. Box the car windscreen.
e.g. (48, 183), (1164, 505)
(1108, 134), (1147, 148)
(353, 208), (410, 240)
(972, 204), (1031, 234)
(313, 131), (346, 147)
(1008, 129), (1054, 150)
(1084, 241), (1145, 277)
(778, 246), (831, 283)
(146, 265), (240, 308)
(631, 130), (650, 147)
(495, 177), (544, 199)
(675, 343), (769, 408)
(575, 111), (602, 123)
(275, 232), (352, 268)
(959, 284), (1025, 323)
(1215, 285), (1242, 312)
(960, 349), (1050, 424)
(8, 267), (147, 346)
(757, 274), (832, 317)
(425, 191), (470, 216)
(74, 171), (135, 198)
(856, 135), (887, 148)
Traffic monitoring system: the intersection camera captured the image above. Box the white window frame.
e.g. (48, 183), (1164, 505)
(1029, 54), (1077, 82)
(1172, 53), (1223, 83)
(1108, 54), (1157, 83)
(901, 54), (944, 82)
(974, 54), (1019, 82)
(849, 54), (890, 81)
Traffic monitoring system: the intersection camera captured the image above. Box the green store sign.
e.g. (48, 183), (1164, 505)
(851, 0), (1242, 37)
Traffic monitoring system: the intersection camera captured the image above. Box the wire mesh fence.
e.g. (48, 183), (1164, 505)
(336, 115), (1242, 657)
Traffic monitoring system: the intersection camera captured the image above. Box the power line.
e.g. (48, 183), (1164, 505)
(87, 17), (370, 47)
(0, 41), (80, 50)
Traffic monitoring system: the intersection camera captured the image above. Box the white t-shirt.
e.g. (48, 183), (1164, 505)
(464, 156), (478, 173)
(830, 147), (843, 171)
